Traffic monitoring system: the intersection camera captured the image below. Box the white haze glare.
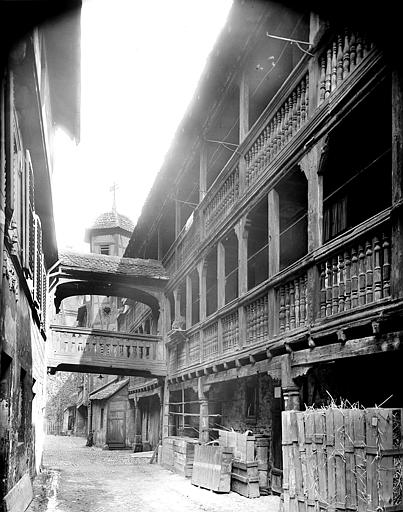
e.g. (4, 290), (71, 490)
(52, 0), (232, 252)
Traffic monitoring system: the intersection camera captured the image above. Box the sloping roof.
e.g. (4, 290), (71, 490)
(91, 211), (134, 233)
(58, 250), (168, 280)
(90, 378), (129, 401)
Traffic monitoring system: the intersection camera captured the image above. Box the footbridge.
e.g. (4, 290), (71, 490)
(47, 250), (169, 377)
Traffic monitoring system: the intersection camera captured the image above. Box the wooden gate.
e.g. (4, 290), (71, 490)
(282, 407), (403, 512)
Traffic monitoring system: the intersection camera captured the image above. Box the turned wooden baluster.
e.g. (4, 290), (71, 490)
(285, 283), (290, 330)
(289, 281), (295, 330)
(349, 31), (356, 72)
(296, 84), (302, 130)
(365, 240), (373, 303)
(294, 278), (300, 327)
(337, 34), (344, 85)
(284, 100), (290, 144)
(304, 275), (309, 321)
(264, 296), (269, 335)
(351, 247), (359, 308)
(338, 254), (345, 312)
(279, 106), (286, 149)
(326, 260), (333, 316)
(356, 34), (363, 65)
(331, 41), (338, 92)
(300, 78), (308, 124)
(343, 28), (350, 79)
(319, 56), (326, 104)
(291, 91), (298, 134)
(320, 263), (326, 318)
(332, 257), (339, 314)
(279, 285), (285, 332)
(373, 237), (382, 301)
(325, 49), (332, 99)
(358, 244), (366, 306)
(300, 276), (306, 323)
(382, 234), (391, 297)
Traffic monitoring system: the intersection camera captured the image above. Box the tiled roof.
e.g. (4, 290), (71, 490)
(58, 251), (168, 280)
(90, 378), (129, 401)
(90, 211), (134, 233)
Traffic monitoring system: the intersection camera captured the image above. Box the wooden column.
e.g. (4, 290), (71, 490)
(300, 140), (326, 322)
(217, 241), (226, 309)
(391, 69), (403, 299)
(268, 189), (280, 337)
(197, 259), (207, 323)
(198, 378), (209, 443)
(165, 295), (172, 333)
(239, 72), (249, 143)
(280, 354), (300, 411)
(175, 197), (182, 238)
(173, 288), (182, 327)
(186, 275), (192, 329)
(268, 189), (280, 277)
(235, 218), (249, 347)
(162, 380), (174, 438)
(200, 144), (207, 203)
(133, 398), (143, 451)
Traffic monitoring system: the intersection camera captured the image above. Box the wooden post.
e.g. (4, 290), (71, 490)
(186, 275), (192, 329)
(200, 144), (207, 203)
(175, 196), (182, 238)
(235, 218), (248, 347)
(133, 398), (143, 451)
(162, 380), (174, 438)
(239, 72), (249, 143)
(217, 241), (225, 309)
(391, 69), (403, 299)
(281, 354), (300, 411)
(197, 259), (207, 322)
(300, 140), (326, 322)
(198, 378), (209, 443)
(268, 189), (280, 277)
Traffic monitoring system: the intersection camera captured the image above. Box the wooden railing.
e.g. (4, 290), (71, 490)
(277, 274), (308, 333)
(245, 73), (309, 188)
(167, 215), (392, 377)
(318, 231), (391, 319)
(48, 326), (166, 377)
(204, 165), (239, 237)
(319, 29), (374, 104)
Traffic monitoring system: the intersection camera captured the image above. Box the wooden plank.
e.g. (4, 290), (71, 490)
(314, 411), (328, 506)
(333, 409), (346, 510)
(326, 409), (336, 512)
(191, 445), (233, 492)
(344, 410), (358, 511)
(304, 412), (316, 512)
(3, 473), (33, 512)
(377, 409), (394, 509)
(365, 409), (379, 510)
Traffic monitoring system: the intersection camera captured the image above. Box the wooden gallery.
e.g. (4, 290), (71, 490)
(120, 0), (403, 499)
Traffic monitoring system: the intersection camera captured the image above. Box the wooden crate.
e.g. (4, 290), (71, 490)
(161, 436), (198, 477)
(231, 460), (260, 498)
(282, 408), (403, 512)
(191, 445), (233, 492)
(218, 430), (255, 461)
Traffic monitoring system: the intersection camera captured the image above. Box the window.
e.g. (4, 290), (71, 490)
(100, 244), (110, 255)
(245, 378), (258, 420)
(100, 408), (104, 429)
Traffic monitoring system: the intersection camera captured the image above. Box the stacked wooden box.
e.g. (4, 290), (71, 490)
(218, 430), (260, 498)
(191, 445), (234, 492)
(161, 436), (199, 477)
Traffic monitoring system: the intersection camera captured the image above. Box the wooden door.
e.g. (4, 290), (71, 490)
(107, 408), (125, 448)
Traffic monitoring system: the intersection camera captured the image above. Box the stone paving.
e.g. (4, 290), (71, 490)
(28, 435), (281, 512)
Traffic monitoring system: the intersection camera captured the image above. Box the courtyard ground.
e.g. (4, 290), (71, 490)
(27, 435), (280, 512)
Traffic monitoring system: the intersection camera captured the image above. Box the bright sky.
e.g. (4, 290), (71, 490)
(52, 0), (232, 252)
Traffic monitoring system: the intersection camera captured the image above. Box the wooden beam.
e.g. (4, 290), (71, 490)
(292, 331), (403, 367)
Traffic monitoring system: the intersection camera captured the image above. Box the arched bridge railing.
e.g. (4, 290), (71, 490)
(47, 325), (166, 377)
